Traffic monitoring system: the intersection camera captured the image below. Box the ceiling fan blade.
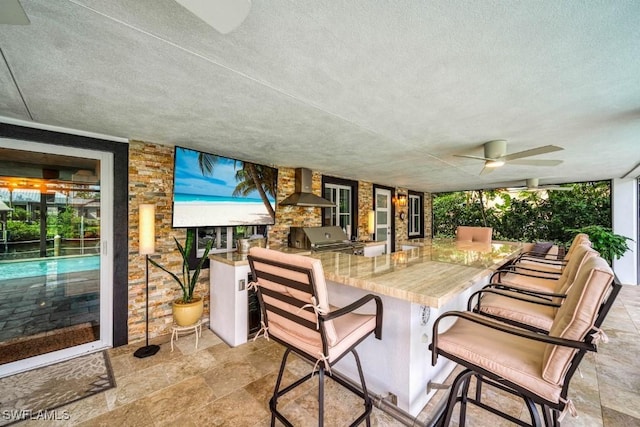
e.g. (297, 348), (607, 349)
(453, 154), (492, 161)
(508, 159), (563, 167)
(0, 0), (30, 25)
(502, 145), (564, 161)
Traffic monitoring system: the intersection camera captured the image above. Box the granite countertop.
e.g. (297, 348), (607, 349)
(310, 240), (523, 308)
(210, 239), (523, 308)
(209, 244), (311, 266)
(360, 240), (386, 247)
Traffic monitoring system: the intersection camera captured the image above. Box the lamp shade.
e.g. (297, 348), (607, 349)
(367, 210), (376, 235)
(139, 204), (155, 255)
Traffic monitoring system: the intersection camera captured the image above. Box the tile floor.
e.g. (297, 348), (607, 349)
(13, 285), (640, 426)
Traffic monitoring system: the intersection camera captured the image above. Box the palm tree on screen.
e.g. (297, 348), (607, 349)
(192, 150), (276, 221)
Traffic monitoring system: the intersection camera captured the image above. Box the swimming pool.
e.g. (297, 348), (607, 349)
(0, 255), (100, 281)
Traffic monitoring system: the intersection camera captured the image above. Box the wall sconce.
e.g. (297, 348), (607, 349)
(394, 193), (408, 207)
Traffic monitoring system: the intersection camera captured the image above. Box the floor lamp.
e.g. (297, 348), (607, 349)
(134, 203), (160, 358)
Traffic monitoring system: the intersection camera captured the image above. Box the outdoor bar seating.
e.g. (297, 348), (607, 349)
(455, 226), (493, 243)
(514, 233), (591, 273)
(430, 255), (620, 426)
(489, 243), (597, 293)
(467, 243), (598, 332)
(247, 247), (383, 427)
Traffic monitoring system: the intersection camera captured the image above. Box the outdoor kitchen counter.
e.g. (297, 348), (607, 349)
(209, 244), (311, 267)
(309, 239), (523, 308)
(209, 239), (524, 416)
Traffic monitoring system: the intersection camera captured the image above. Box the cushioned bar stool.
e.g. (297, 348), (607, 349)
(430, 255), (620, 427)
(469, 254), (604, 334)
(467, 245), (598, 332)
(455, 226), (493, 243)
(515, 233), (591, 273)
(247, 247), (383, 427)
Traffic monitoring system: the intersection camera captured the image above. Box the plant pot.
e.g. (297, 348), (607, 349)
(172, 297), (204, 326)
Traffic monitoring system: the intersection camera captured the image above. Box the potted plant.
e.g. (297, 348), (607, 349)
(567, 225), (633, 266)
(148, 229), (213, 326)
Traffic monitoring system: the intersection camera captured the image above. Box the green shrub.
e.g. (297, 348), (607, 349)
(567, 225), (633, 265)
(7, 221), (40, 241)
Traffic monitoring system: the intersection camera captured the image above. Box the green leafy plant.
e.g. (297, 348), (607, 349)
(567, 225), (633, 265)
(148, 229), (213, 304)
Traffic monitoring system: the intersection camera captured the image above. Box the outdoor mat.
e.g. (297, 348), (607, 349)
(0, 351), (115, 425)
(0, 323), (98, 365)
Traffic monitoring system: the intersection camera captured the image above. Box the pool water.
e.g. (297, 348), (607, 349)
(0, 255), (100, 281)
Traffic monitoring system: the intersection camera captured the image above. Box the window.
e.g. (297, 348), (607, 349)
(324, 183), (352, 236)
(408, 192), (423, 238)
(322, 176), (359, 239)
(196, 226), (262, 257)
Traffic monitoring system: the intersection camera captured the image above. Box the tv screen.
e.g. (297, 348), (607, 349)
(172, 147), (278, 228)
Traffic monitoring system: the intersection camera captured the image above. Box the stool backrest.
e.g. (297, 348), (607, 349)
(555, 243), (599, 294)
(542, 256), (614, 385)
(456, 226), (492, 243)
(248, 247), (338, 355)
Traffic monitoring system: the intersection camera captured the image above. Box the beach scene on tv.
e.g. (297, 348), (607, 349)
(172, 147), (277, 227)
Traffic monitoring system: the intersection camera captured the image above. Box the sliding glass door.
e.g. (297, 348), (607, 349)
(0, 139), (112, 375)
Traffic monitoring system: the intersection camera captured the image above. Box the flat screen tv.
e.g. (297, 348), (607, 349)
(172, 146), (278, 228)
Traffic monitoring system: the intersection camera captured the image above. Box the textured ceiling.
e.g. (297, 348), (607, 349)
(0, 0), (639, 192)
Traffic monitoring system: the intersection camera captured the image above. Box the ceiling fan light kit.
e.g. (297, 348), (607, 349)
(454, 140), (564, 175)
(485, 159), (505, 168)
(174, 0), (251, 34)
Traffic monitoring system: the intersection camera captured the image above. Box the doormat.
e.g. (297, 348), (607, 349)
(0, 323), (98, 365)
(0, 351), (115, 426)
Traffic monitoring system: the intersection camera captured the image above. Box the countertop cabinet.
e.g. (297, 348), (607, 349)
(209, 259), (251, 347)
(363, 242), (386, 257)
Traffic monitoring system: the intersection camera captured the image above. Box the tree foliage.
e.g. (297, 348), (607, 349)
(433, 181), (613, 246)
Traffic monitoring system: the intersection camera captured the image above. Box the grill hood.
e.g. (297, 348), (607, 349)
(279, 168), (335, 207)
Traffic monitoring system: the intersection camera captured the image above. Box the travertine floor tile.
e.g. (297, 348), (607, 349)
(13, 286), (640, 427)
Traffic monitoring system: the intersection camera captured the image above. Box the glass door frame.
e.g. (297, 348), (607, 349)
(0, 138), (113, 376)
(373, 184), (395, 254)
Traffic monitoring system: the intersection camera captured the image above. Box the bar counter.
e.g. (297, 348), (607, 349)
(310, 239), (523, 308)
(209, 239), (523, 417)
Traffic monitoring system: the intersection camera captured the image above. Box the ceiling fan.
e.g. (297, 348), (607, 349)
(506, 178), (572, 192)
(454, 140), (564, 175)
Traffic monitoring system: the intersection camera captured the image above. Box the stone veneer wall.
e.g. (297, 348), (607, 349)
(357, 181), (374, 240)
(267, 167), (323, 246)
(128, 141), (208, 342)
(126, 141), (432, 343)
(395, 187), (409, 246)
(423, 193), (433, 238)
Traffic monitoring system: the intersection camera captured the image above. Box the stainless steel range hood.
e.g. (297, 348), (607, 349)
(279, 168), (335, 207)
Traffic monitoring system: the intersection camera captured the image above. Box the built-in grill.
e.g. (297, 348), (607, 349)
(289, 226), (365, 255)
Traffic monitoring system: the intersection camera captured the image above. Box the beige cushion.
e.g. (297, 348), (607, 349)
(456, 226), (492, 243)
(498, 244), (597, 295)
(541, 256), (614, 384)
(478, 290), (557, 331)
(564, 234), (591, 260)
(436, 313), (562, 403)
